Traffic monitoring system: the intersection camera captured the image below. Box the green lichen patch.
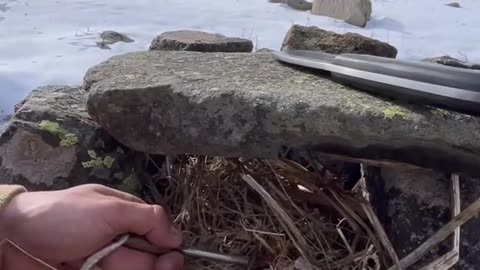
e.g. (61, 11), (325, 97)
(60, 133), (79, 147)
(81, 157), (104, 169)
(383, 107), (407, 120)
(39, 120), (65, 136)
(103, 156), (116, 169)
(82, 151), (116, 169)
(117, 174), (140, 195)
(39, 120), (79, 147)
(87, 150), (98, 159)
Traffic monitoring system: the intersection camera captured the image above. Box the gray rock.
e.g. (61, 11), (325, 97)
(445, 2), (461, 8)
(367, 167), (480, 269)
(423, 55), (480, 70)
(269, 0), (313, 11)
(281, 25), (398, 58)
(97, 30), (134, 50)
(255, 48), (274, 52)
(149, 30), (253, 52)
(84, 51), (480, 176)
(0, 85), (139, 194)
(312, 0), (372, 27)
(423, 55), (468, 68)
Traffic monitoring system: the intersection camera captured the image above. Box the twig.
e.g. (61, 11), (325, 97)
(388, 174), (480, 270)
(336, 218), (353, 255)
(241, 173), (313, 265)
(418, 250), (459, 270)
(418, 174), (461, 270)
(361, 203), (401, 268)
(451, 174), (461, 252)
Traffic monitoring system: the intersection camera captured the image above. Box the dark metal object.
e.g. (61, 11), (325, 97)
(272, 49), (480, 116)
(123, 235), (267, 269)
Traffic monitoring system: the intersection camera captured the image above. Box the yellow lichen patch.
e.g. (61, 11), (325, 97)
(81, 157), (104, 168)
(383, 106), (407, 119)
(60, 133), (79, 147)
(39, 120), (78, 147)
(82, 151), (116, 169)
(39, 120), (65, 136)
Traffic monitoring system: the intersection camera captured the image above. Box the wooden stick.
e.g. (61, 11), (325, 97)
(362, 203), (401, 269)
(419, 250), (459, 270)
(451, 174), (461, 252)
(419, 174), (461, 270)
(388, 174), (475, 270)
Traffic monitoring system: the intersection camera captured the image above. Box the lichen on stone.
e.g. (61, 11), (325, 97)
(60, 133), (79, 147)
(117, 174), (140, 195)
(81, 157), (104, 168)
(39, 120), (78, 147)
(87, 150), (98, 159)
(103, 155), (115, 169)
(82, 151), (116, 169)
(383, 107), (407, 119)
(39, 120), (65, 136)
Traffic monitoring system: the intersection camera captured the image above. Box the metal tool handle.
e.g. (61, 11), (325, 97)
(124, 236), (252, 266)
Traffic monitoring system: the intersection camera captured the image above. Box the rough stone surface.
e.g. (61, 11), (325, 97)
(149, 30), (253, 52)
(256, 48), (274, 52)
(445, 2), (461, 8)
(312, 0), (372, 27)
(368, 168), (480, 269)
(281, 25), (398, 58)
(97, 30), (134, 50)
(423, 55), (480, 70)
(269, 0), (313, 11)
(0, 85), (140, 194)
(84, 50), (480, 176)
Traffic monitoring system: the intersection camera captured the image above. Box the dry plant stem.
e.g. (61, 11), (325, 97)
(361, 204), (401, 268)
(451, 174), (461, 252)
(336, 219), (353, 255)
(388, 173), (476, 270)
(357, 164), (401, 268)
(419, 174), (461, 270)
(240, 174), (312, 265)
(418, 250), (459, 270)
(330, 190), (382, 254)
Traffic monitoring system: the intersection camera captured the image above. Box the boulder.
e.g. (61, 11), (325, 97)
(366, 167), (480, 269)
(281, 25), (398, 58)
(84, 51), (480, 177)
(0, 85), (140, 194)
(269, 0), (313, 11)
(312, 0), (372, 27)
(97, 30), (134, 50)
(149, 30), (254, 52)
(423, 55), (480, 70)
(445, 2), (461, 8)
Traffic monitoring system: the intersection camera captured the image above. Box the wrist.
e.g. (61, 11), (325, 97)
(0, 185), (27, 240)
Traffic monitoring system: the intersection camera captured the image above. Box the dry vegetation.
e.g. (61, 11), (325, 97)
(140, 155), (399, 270)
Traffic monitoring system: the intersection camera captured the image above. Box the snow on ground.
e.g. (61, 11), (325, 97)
(1, 0), (480, 122)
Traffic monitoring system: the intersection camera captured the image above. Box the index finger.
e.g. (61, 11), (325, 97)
(103, 201), (182, 249)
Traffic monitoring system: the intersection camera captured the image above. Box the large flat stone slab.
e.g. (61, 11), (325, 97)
(84, 51), (480, 176)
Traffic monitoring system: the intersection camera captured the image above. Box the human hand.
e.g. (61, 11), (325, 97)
(0, 184), (184, 270)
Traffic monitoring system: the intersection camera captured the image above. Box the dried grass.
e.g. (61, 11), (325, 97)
(144, 156), (395, 270)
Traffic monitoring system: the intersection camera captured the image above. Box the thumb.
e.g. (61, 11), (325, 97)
(102, 200), (182, 249)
